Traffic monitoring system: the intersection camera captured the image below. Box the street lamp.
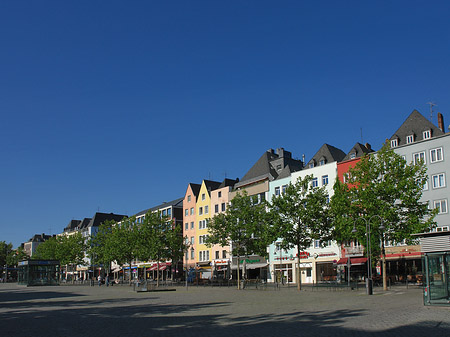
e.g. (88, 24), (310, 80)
(352, 215), (385, 295)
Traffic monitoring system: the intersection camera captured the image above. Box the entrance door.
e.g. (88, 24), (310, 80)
(302, 268), (312, 283)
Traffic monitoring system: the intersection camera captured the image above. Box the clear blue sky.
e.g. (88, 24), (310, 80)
(1, 1), (450, 248)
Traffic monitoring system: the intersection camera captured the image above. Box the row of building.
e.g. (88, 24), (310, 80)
(22, 109), (450, 285)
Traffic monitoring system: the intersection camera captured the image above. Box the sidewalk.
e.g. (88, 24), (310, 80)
(0, 283), (448, 336)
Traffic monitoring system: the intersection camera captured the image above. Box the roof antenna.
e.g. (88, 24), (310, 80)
(427, 101), (437, 122)
(360, 127), (363, 143)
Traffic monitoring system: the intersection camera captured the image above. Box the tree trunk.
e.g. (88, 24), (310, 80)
(237, 255), (240, 290)
(381, 239), (387, 291)
(297, 247), (302, 291)
(157, 261), (160, 287)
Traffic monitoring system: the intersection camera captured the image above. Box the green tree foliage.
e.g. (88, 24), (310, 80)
(0, 241), (14, 267)
(207, 191), (276, 289)
(6, 247), (28, 267)
(137, 211), (186, 286)
(34, 236), (59, 260)
(331, 143), (436, 261)
(269, 175), (331, 290)
(88, 220), (116, 274)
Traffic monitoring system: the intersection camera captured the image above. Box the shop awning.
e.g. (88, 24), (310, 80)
(337, 257), (368, 266)
(231, 263), (268, 270)
(384, 252), (422, 260)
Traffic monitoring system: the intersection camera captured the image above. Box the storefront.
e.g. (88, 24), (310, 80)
(232, 256), (268, 280)
(211, 259), (231, 280)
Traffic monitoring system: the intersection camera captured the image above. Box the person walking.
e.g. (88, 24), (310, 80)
(98, 275), (102, 287)
(105, 274), (109, 287)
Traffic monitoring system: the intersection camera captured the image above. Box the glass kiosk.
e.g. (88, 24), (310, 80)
(18, 260), (60, 286)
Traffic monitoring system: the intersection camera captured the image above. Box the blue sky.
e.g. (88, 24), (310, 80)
(1, 1), (450, 248)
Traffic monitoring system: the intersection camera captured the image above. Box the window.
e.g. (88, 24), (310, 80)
(432, 173), (446, 189)
(205, 205), (209, 214)
(162, 210), (166, 216)
(199, 219), (208, 229)
(322, 175), (328, 186)
(190, 236), (194, 244)
(185, 251), (189, 260)
(185, 209), (188, 216)
(275, 187), (280, 196)
(167, 209), (171, 216)
(199, 207), (203, 215)
(221, 203), (226, 212)
(319, 159), (325, 166)
(199, 235), (208, 244)
(218, 191), (222, 198)
(423, 130), (431, 140)
(418, 177), (429, 191)
(187, 195), (191, 202)
(430, 147), (443, 163)
(215, 251), (219, 259)
(185, 222), (188, 230)
(282, 185), (288, 194)
(349, 152), (356, 159)
(434, 199), (448, 214)
(199, 250), (210, 262)
(312, 177), (318, 188)
(190, 249), (195, 259)
(190, 207), (194, 215)
(222, 250), (227, 258)
(202, 193), (206, 201)
(391, 139), (398, 148)
(309, 162), (314, 168)
(314, 240), (320, 248)
(406, 134), (414, 144)
(190, 221), (194, 229)
(215, 204), (219, 213)
(413, 152), (426, 165)
(276, 164), (282, 170)
(436, 226), (449, 232)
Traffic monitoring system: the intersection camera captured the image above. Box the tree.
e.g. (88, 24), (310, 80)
(137, 211), (186, 287)
(207, 191), (276, 289)
(88, 220), (116, 277)
(330, 143), (436, 290)
(6, 247), (28, 267)
(57, 233), (86, 281)
(269, 175), (331, 290)
(0, 241), (14, 282)
(34, 237), (59, 260)
(112, 216), (140, 285)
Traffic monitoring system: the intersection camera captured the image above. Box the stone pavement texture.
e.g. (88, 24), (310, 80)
(1, 283), (449, 337)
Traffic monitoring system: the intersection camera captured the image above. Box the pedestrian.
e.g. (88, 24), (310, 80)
(98, 275), (102, 287)
(105, 274), (109, 287)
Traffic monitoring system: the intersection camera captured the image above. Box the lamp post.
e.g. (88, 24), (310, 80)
(352, 215), (385, 295)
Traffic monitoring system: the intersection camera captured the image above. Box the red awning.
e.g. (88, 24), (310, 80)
(337, 257), (368, 266)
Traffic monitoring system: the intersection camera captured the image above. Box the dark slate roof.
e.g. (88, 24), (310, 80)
(86, 212), (127, 228)
(306, 144), (346, 168)
(235, 148), (303, 188)
(203, 180), (222, 195)
(218, 178), (239, 189)
(342, 143), (375, 161)
(63, 220), (81, 232)
(135, 197), (184, 217)
(78, 218), (92, 230)
(189, 183), (202, 201)
(27, 233), (54, 243)
(389, 110), (444, 146)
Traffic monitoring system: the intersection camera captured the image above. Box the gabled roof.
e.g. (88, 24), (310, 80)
(187, 183), (201, 201)
(306, 144), (346, 168)
(389, 110), (444, 145)
(235, 148), (302, 188)
(63, 219), (81, 232)
(342, 143), (375, 161)
(203, 180), (222, 194)
(135, 197), (184, 217)
(86, 212), (127, 228)
(27, 233), (54, 243)
(218, 178), (239, 189)
(78, 218), (92, 230)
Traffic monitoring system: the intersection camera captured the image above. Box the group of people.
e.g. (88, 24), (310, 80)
(96, 274), (110, 286)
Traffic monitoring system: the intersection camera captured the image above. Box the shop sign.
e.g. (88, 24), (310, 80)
(275, 255), (295, 261)
(296, 252), (310, 259)
(239, 258), (261, 264)
(213, 259), (229, 265)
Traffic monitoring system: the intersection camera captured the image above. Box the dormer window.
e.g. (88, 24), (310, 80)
(406, 134), (414, 144)
(308, 160), (315, 168)
(391, 139), (398, 148)
(349, 152), (356, 159)
(423, 130), (431, 140)
(319, 157), (326, 166)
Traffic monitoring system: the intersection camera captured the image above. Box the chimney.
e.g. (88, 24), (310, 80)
(365, 143), (372, 151)
(438, 113), (445, 133)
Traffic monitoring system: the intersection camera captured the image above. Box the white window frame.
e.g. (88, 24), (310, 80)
(406, 134), (414, 144)
(199, 207), (203, 215)
(434, 199), (448, 214)
(432, 173), (446, 189)
(391, 139), (398, 148)
(275, 186), (280, 196)
(205, 205), (209, 214)
(413, 151), (426, 165)
(430, 147), (443, 163)
(423, 130), (431, 140)
(436, 226), (449, 232)
(201, 193), (206, 201)
(322, 175), (329, 186)
(282, 185), (288, 194)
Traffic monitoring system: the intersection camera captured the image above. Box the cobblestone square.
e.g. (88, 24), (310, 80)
(1, 283), (449, 336)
